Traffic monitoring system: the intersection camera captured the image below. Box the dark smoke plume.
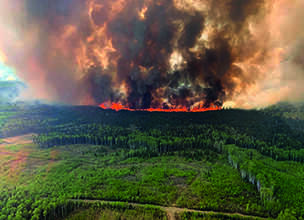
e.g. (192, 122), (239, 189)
(0, 0), (303, 108)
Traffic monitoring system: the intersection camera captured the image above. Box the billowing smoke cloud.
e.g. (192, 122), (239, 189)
(0, 0), (303, 109)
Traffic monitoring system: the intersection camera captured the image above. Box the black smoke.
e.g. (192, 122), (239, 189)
(21, 0), (268, 108)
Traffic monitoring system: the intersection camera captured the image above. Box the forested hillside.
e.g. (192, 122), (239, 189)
(264, 102), (304, 132)
(0, 102), (303, 219)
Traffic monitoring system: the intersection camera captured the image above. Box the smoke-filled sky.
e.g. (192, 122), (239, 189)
(0, 0), (303, 109)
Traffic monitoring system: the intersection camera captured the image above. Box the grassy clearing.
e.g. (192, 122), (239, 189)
(0, 143), (266, 219)
(65, 201), (167, 220)
(4, 144), (25, 152)
(176, 156), (264, 215)
(177, 211), (264, 220)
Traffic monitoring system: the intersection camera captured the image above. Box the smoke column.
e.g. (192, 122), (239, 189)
(0, 0), (303, 109)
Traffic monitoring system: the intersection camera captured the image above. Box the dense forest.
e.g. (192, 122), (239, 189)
(0, 102), (304, 219)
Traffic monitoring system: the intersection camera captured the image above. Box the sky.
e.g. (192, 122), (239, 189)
(0, 62), (18, 81)
(0, 50), (18, 81)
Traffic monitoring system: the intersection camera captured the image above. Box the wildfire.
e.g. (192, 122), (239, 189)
(0, 0), (301, 108)
(99, 102), (221, 112)
(138, 6), (148, 20)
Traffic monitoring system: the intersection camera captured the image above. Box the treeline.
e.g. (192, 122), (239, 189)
(228, 133), (304, 162)
(32, 122), (304, 163)
(32, 125), (226, 162)
(0, 188), (166, 220)
(0, 187), (69, 220)
(226, 148), (275, 212)
(2, 103), (304, 149)
(223, 145), (303, 218)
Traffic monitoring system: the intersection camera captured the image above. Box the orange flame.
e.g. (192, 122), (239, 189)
(99, 102), (221, 112)
(138, 6), (148, 20)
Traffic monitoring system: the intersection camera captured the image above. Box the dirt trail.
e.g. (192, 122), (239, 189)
(0, 133), (35, 147)
(69, 199), (267, 220)
(0, 134), (35, 159)
(0, 134), (34, 177)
